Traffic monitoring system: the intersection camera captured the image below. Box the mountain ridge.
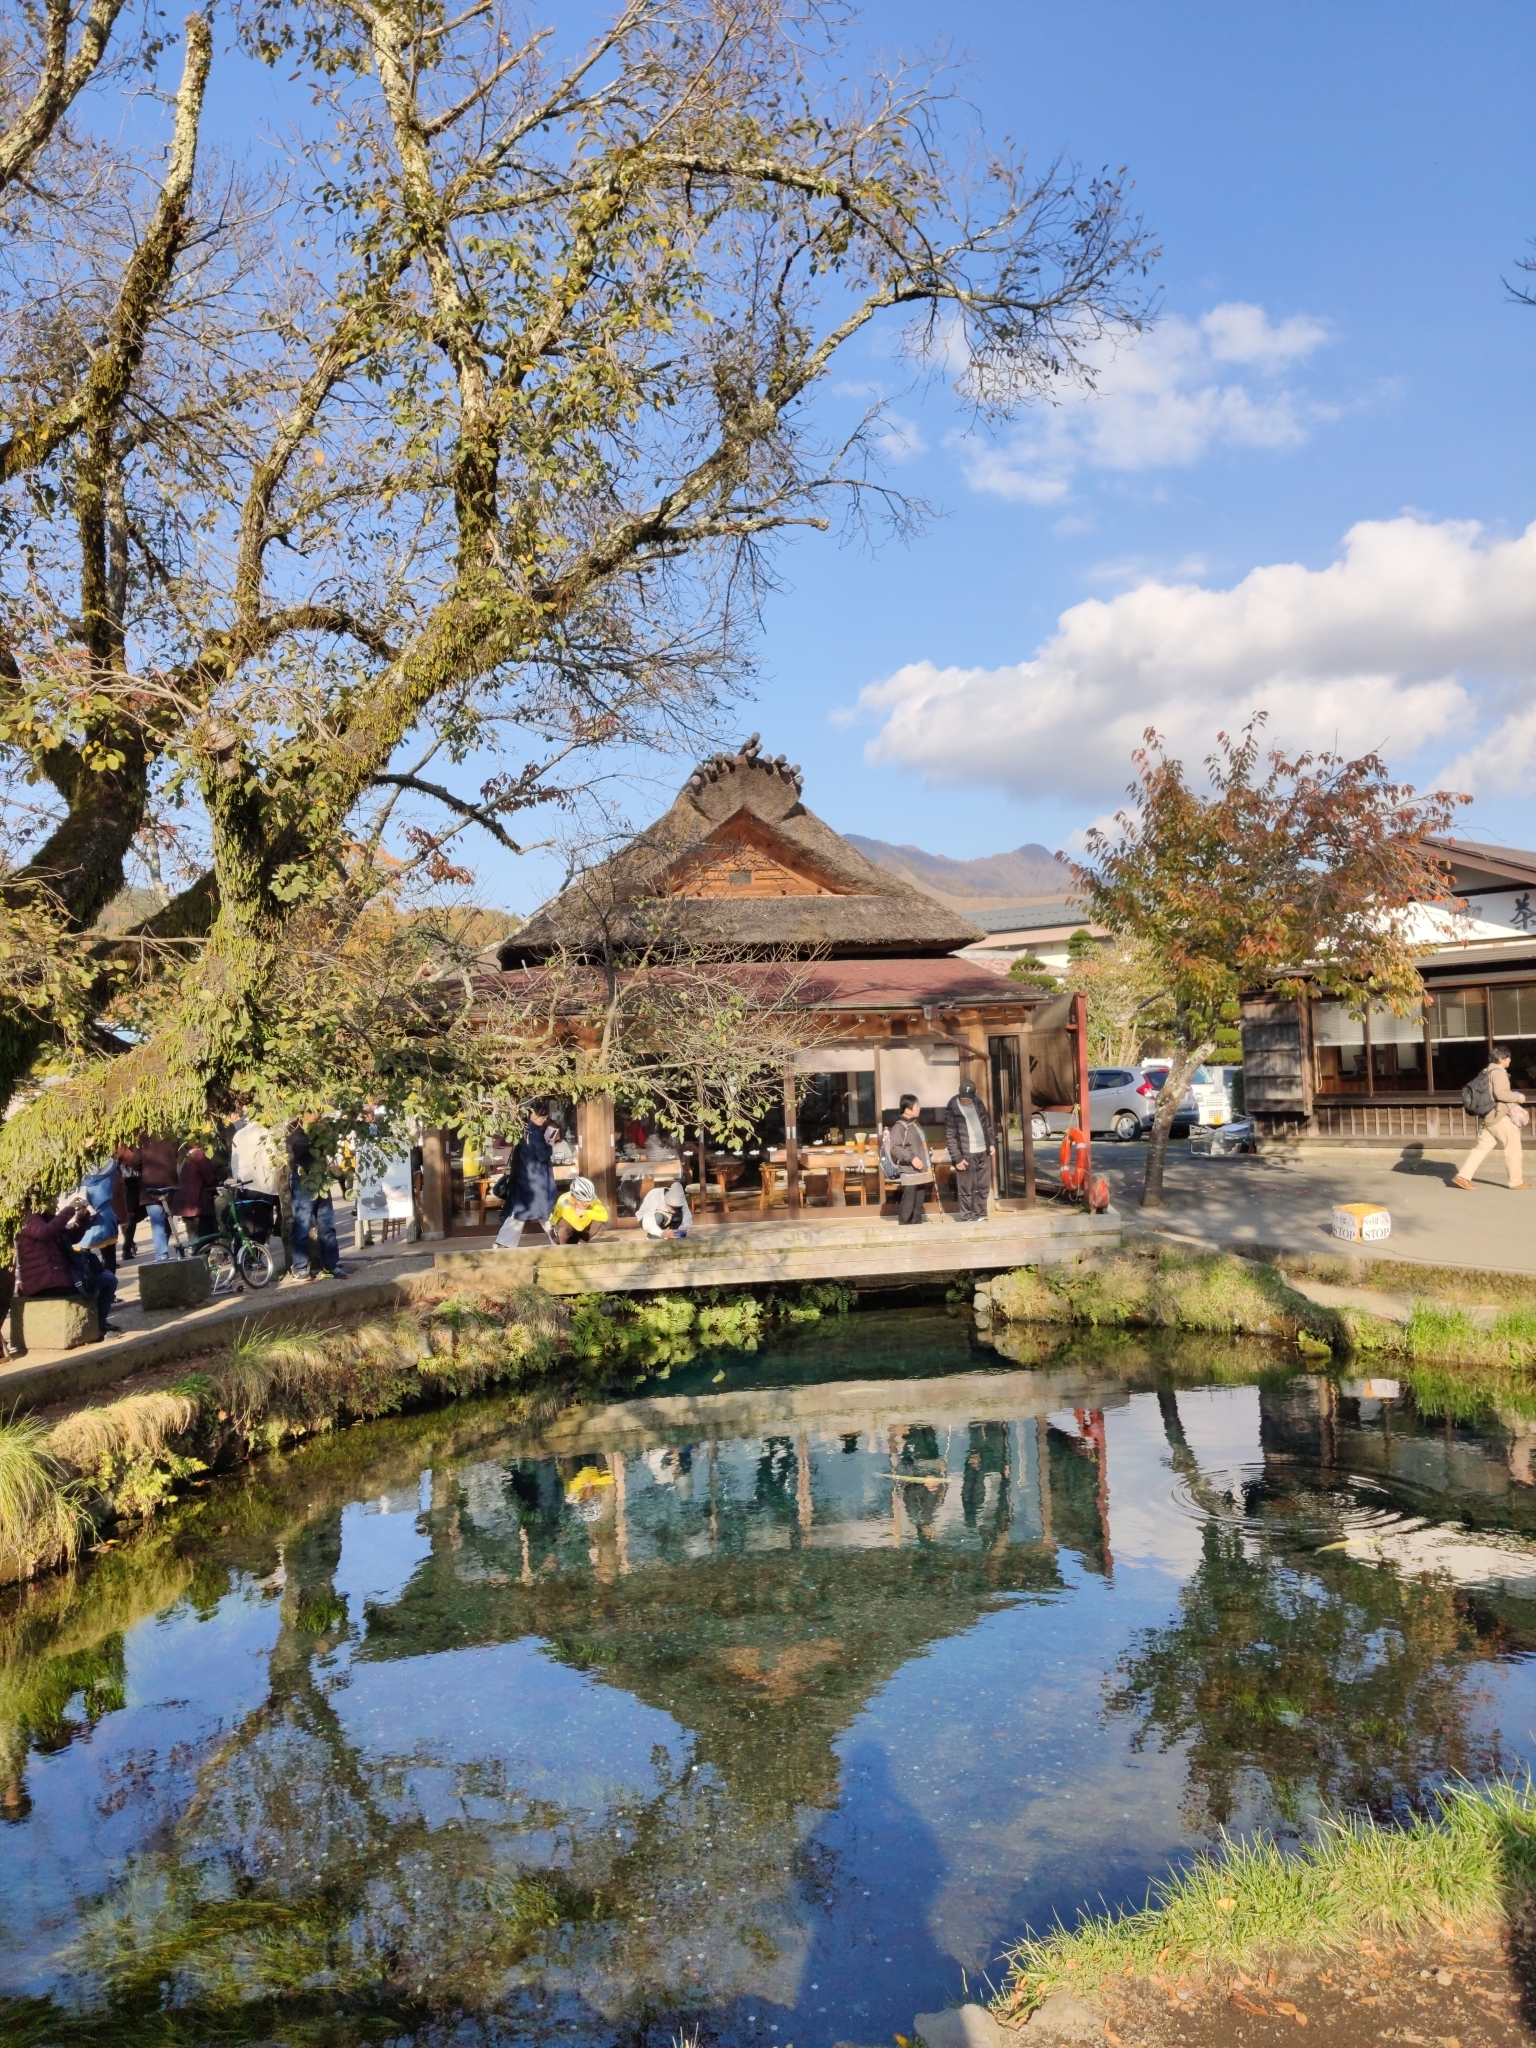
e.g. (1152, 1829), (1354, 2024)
(842, 834), (1076, 910)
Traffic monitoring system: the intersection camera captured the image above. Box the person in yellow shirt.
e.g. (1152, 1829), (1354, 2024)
(550, 1177), (610, 1244)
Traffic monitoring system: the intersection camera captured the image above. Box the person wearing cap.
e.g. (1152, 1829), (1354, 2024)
(549, 1177), (610, 1244)
(637, 1180), (691, 1240)
(944, 1077), (995, 1224)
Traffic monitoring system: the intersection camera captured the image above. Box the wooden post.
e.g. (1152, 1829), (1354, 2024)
(419, 1127), (451, 1240)
(576, 1093), (617, 1214)
(1020, 1024), (1037, 1209)
(783, 1061), (801, 1214)
(1072, 989), (1092, 1211)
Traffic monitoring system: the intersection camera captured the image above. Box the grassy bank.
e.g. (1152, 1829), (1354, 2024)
(0, 1278), (855, 1587)
(998, 1779), (1536, 2020)
(978, 1246), (1338, 1343)
(981, 1245), (1536, 1372)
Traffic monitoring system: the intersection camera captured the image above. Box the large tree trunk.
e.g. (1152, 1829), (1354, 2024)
(1139, 1041), (1213, 1210)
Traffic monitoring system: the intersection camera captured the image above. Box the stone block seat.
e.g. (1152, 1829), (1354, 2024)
(138, 1258), (214, 1313)
(9, 1293), (98, 1354)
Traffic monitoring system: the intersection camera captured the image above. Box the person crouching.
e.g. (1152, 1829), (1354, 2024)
(550, 1177), (610, 1244)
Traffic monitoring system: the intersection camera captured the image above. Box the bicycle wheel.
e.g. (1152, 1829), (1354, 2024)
(204, 1241), (239, 1293)
(236, 1241), (274, 1289)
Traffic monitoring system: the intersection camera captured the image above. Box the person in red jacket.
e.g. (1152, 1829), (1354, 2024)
(172, 1146), (221, 1241)
(15, 1201), (119, 1337)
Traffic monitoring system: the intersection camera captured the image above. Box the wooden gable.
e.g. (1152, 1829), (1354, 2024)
(660, 814), (849, 900)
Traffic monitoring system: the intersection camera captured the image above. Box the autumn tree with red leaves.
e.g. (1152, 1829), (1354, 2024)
(1072, 720), (1466, 1209)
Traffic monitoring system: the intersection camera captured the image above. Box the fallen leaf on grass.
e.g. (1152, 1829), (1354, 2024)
(1102, 2028), (1123, 2045)
(1230, 1994), (1270, 2015)
(1272, 2002), (1307, 2025)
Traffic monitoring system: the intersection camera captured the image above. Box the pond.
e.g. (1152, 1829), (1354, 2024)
(6, 1306), (1536, 2047)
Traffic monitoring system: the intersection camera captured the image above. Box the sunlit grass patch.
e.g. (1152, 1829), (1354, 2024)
(0, 1417), (89, 1582)
(997, 1779), (1536, 2018)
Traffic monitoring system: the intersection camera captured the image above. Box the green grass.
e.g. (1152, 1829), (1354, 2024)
(0, 1416), (89, 1581)
(998, 1779), (1536, 2019)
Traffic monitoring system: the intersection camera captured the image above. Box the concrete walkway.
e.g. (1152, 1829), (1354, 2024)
(1100, 1140), (1536, 1278)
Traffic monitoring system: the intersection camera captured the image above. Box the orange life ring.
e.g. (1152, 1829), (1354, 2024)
(1059, 1126), (1091, 1194)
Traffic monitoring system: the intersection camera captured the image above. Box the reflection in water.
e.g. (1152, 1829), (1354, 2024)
(4, 1312), (1536, 2046)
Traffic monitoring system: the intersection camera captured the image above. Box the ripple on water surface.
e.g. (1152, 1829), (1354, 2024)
(5, 1308), (1536, 2048)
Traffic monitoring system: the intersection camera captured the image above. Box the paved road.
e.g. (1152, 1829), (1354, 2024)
(1095, 1140), (1536, 1277)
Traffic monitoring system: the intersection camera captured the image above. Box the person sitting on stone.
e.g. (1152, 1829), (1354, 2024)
(15, 1198), (119, 1338)
(549, 1177), (610, 1245)
(637, 1180), (691, 1240)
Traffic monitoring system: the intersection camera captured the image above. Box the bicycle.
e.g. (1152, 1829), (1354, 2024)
(145, 1180), (278, 1292)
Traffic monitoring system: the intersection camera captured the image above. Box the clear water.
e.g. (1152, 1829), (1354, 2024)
(6, 1308), (1536, 2047)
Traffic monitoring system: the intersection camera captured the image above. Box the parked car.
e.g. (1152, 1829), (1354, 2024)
(1036, 1065), (1198, 1143)
(1141, 1061), (1240, 1126)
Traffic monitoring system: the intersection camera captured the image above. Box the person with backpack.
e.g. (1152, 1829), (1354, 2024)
(1453, 1045), (1529, 1190)
(884, 1095), (934, 1225)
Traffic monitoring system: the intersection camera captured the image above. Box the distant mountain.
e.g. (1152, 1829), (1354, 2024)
(843, 835), (1075, 909)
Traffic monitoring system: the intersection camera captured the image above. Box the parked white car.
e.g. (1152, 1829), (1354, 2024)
(1142, 1061), (1241, 1126)
(1034, 1065), (1199, 1143)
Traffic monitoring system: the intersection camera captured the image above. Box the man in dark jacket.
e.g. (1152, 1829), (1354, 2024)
(885, 1095), (934, 1226)
(15, 1201), (119, 1336)
(944, 1078), (995, 1224)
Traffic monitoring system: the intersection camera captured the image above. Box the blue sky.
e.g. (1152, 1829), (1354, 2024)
(196, 2), (1536, 909)
(745, 1), (1536, 875)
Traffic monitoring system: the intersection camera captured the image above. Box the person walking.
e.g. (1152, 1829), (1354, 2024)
(549, 1177), (610, 1244)
(112, 1144), (143, 1262)
(944, 1078), (995, 1224)
(285, 1117), (347, 1279)
(15, 1199), (119, 1337)
(885, 1095), (934, 1226)
(138, 1133), (180, 1262)
(1453, 1045), (1529, 1190)
(493, 1101), (557, 1246)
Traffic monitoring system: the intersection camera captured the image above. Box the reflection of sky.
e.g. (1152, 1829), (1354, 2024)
(332, 1640), (691, 1827)
(13, 1376), (1536, 2046)
(0, 1582), (282, 1993)
(335, 1494), (433, 1622)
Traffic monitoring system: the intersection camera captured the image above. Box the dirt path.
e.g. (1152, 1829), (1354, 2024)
(1094, 1932), (1534, 2048)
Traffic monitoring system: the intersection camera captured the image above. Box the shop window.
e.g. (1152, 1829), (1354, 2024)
(798, 1071), (877, 1143)
(1368, 1004), (1426, 1092)
(1313, 1001), (1367, 1095)
(1427, 985), (1489, 1095)
(1490, 984), (1536, 1092)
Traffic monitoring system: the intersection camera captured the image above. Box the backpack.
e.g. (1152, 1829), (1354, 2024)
(1462, 1068), (1497, 1119)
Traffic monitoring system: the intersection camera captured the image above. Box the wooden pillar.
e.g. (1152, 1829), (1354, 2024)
(783, 1061), (801, 1214)
(1072, 990), (1092, 1211)
(1020, 1023), (1037, 1209)
(419, 1127), (451, 1240)
(576, 1093), (617, 1214)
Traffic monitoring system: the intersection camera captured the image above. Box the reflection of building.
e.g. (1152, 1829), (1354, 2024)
(1241, 838), (1536, 1142)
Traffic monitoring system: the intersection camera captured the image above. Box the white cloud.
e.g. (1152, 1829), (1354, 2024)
(851, 515), (1536, 806)
(955, 301), (1332, 503)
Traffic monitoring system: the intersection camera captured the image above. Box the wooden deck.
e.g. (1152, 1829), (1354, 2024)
(436, 1204), (1119, 1295)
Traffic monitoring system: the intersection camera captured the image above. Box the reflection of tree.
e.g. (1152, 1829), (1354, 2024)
(1108, 1518), (1501, 1832)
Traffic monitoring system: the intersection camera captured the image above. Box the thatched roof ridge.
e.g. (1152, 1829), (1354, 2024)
(500, 736), (985, 964)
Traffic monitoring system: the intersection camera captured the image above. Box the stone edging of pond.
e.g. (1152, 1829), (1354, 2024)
(0, 1277), (857, 1588)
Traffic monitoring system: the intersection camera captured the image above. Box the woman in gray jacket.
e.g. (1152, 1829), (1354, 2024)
(885, 1094), (934, 1225)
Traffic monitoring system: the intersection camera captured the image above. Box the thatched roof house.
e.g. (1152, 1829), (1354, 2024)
(500, 735), (984, 965)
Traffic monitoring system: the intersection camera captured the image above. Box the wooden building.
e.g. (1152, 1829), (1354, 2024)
(416, 739), (1088, 1232)
(1240, 837), (1536, 1144)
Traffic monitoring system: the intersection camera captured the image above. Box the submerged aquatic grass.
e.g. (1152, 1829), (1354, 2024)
(998, 1779), (1536, 2016)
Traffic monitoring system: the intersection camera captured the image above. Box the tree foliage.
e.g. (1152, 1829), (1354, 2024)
(1073, 719), (1466, 1208)
(0, 0), (1155, 1235)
